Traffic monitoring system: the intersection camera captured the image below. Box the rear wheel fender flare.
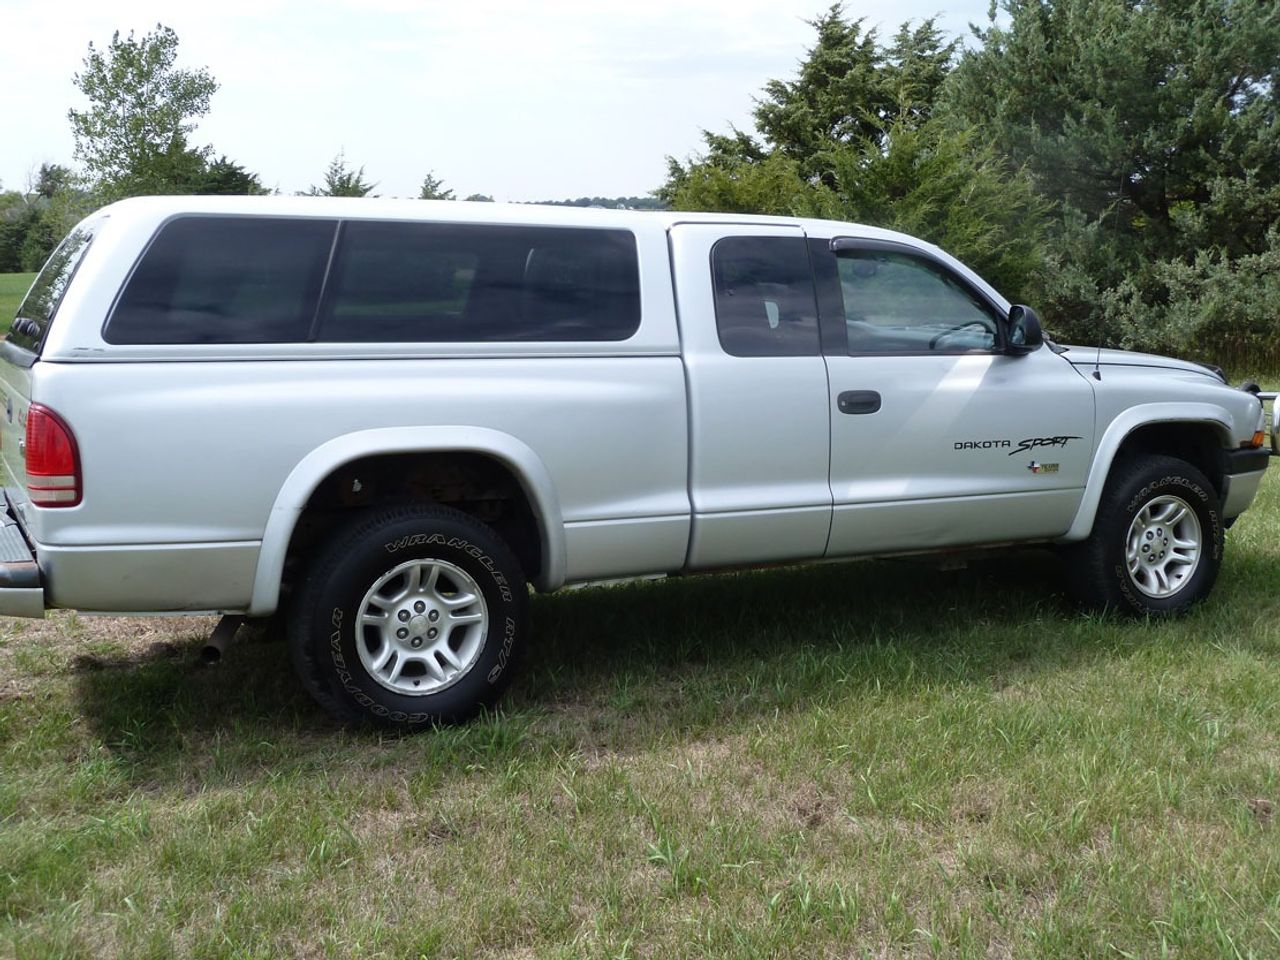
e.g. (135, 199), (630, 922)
(247, 426), (565, 616)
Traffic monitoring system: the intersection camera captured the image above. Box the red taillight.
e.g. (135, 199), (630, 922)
(25, 404), (81, 507)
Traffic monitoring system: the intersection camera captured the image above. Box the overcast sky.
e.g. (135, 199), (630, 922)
(1, 0), (995, 201)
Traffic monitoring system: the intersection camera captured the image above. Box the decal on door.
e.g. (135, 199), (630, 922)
(953, 435), (1082, 457)
(1027, 461), (1060, 474)
(1009, 435), (1082, 457)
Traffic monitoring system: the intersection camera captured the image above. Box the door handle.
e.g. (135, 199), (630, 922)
(837, 390), (881, 415)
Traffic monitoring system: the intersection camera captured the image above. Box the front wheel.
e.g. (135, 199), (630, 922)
(289, 504), (529, 728)
(1068, 455), (1223, 615)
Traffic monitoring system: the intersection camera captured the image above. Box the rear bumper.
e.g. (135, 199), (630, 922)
(0, 507), (44, 618)
(1222, 447), (1270, 520)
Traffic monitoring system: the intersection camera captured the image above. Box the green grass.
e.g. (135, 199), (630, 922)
(0, 273), (35, 324)
(0, 263), (1279, 954)
(4, 477), (1280, 957)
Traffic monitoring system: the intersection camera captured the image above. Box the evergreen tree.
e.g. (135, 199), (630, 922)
(193, 156), (269, 195)
(305, 153), (377, 197)
(660, 6), (1047, 300)
(418, 172), (455, 200)
(946, 0), (1280, 357)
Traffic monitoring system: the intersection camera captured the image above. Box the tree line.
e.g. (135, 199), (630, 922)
(5, 4), (1279, 368)
(663, 1), (1280, 367)
(0, 25), (647, 272)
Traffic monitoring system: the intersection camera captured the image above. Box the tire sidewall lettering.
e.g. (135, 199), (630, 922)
(487, 616), (517, 685)
(384, 533), (513, 602)
(327, 603), (453, 725)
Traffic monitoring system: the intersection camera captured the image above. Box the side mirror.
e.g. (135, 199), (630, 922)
(1005, 305), (1044, 356)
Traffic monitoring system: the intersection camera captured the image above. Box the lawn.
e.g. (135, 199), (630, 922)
(0, 274), (35, 324)
(1, 262), (1279, 956)
(2, 468), (1280, 958)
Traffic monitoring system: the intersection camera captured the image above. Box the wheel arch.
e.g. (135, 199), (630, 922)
(1061, 403), (1233, 542)
(248, 427), (566, 616)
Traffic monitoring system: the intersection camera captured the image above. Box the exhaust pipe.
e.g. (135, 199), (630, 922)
(201, 615), (245, 665)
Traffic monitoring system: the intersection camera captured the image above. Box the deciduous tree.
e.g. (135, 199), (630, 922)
(68, 24), (218, 199)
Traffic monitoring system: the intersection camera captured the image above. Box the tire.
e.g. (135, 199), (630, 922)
(289, 504), (528, 728)
(1067, 454), (1223, 615)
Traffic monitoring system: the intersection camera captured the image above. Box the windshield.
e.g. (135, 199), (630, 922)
(8, 221), (98, 354)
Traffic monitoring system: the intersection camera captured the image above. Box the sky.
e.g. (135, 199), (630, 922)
(0, 0), (996, 201)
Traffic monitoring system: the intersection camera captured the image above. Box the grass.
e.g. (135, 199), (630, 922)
(2, 474), (1280, 958)
(0, 274), (35, 324)
(1, 263), (1279, 955)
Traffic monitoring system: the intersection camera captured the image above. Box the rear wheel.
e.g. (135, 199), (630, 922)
(289, 504), (528, 728)
(1068, 455), (1223, 615)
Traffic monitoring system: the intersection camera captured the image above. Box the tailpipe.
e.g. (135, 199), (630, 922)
(201, 615), (245, 665)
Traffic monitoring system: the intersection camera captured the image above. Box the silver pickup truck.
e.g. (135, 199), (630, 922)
(0, 197), (1269, 727)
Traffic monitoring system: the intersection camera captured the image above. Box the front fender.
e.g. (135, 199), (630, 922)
(1059, 403), (1233, 542)
(247, 426), (566, 616)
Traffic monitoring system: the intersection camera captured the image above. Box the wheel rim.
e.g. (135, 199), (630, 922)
(1124, 495), (1201, 599)
(356, 558), (488, 696)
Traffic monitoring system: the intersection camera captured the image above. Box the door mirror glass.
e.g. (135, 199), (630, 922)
(1006, 304), (1044, 356)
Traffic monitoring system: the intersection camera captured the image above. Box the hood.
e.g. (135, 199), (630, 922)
(1062, 346), (1223, 380)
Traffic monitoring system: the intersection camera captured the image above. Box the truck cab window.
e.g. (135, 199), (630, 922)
(835, 249), (998, 355)
(711, 236), (819, 357)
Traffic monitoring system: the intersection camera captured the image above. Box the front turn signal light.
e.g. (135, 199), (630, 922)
(1245, 430), (1266, 448)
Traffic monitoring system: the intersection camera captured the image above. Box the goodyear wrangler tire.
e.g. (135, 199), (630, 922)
(289, 504), (528, 728)
(1068, 455), (1223, 616)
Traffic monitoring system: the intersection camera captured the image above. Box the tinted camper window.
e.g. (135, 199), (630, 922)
(317, 221), (640, 342)
(106, 217), (337, 344)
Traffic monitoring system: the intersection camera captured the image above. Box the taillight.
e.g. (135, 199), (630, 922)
(25, 404), (81, 507)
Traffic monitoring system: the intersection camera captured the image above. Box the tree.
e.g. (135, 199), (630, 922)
(193, 156), (268, 195)
(68, 24), (218, 200)
(660, 6), (1048, 299)
(742, 9), (957, 185)
(947, 0), (1280, 261)
(305, 153), (377, 197)
(0, 200), (35, 273)
(32, 164), (74, 200)
(534, 195), (667, 210)
(945, 0), (1280, 353)
(418, 172), (455, 200)
(0, 163), (94, 272)
(463, 194), (494, 203)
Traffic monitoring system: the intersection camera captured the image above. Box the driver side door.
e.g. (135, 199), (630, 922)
(816, 238), (1096, 558)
